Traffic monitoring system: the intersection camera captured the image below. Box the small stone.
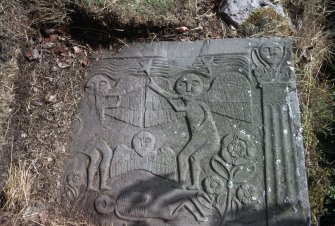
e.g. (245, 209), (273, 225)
(219, 0), (288, 26)
(175, 26), (188, 33)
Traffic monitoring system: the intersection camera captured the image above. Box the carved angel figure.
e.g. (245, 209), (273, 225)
(148, 68), (252, 190)
(110, 131), (177, 181)
(85, 75), (124, 122)
(251, 41), (291, 83)
(148, 71), (221, 190)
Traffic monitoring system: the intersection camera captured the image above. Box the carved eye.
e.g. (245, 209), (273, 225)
(261, 47), (270, 53)
(192, 80), (200, 86)
(178, 81), (187, 86)
(274, 46), (282, 53)
(145, 138), (152, 143)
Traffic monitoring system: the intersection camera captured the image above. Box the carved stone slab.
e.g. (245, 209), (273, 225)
(64, 39), (310, 226)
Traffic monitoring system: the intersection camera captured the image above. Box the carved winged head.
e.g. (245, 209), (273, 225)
(175, 72), (204, 97)
(259, 42), (284, 67)
(86, 75), (111, 95)
(132, 131), (156, 157)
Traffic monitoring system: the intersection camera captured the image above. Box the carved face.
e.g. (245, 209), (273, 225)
(175, 73), (203, 96)
(132, 131), (155, 156)
(259, 42), (284, 67)
(86, 75), (110, 95)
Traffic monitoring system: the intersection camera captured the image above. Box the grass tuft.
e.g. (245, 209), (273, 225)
(2, 161), (36, 215)
(239, 7), (292, 36)
(291, 0), (335, 223)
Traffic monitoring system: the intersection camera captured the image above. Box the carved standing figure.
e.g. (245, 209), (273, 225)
(85, 75), (122, 123)
(148, 71), (220, 190)
(82, 138), (113, 191)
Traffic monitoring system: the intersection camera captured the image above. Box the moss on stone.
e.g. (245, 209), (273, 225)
(239, 7), (292, 36)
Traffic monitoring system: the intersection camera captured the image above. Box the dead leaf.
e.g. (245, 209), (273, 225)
(57, 62), (70, 69)
(80, 58), (88, 67)
(175, 26), (188, 33)
(55, 44), (67, 55)
(24, 50), (33, 59)
(43, 28), (58, 36)
(25, 49), (42, 61)
(42, 42), (55, 49)
(38, 211), (48, 224)
(48, 34), (58, 42)
(73, 46), (83, 54)
(45, 93), (57, 103)
(32, 49), (42, 61)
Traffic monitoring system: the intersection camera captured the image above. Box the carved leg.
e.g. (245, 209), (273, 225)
(99, 141), (113, 190)
(187, 155), (201, 190)
(178, 137), (202, 187)
(188, 141), (219, 190)
(171, 200), (208, 222)
(177, 152), (189, 187)
(87, 149), (100, 191)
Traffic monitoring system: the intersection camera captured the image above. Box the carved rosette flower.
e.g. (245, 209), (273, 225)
(220, 131), (256, 165)
(236, 184), (257, 205)
(67, 173), (84, 186)
(204, 175), (225, 195)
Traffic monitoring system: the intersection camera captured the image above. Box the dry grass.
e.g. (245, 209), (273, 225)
(290, 0), (335, 223)
(0, 55), (17, 148)
(2, 161), (36, 223)
(2, 161), (35, 212)
(0, 0), (334, 225)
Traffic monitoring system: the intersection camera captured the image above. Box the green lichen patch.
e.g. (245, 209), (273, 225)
(239, 7), (292, 36)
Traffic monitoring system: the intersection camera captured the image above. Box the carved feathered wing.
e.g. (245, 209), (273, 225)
(110, 144), (177, 181)
(205, 73), (252, 122)
(197, 55), (252, 122)
(104, 76), (147, 127)
(110, 144), (137, 178)
(151, 147), (177, 181)
(144, 86), (185, 128)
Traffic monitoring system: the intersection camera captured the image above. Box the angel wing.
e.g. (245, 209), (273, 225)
(110, 144), (142, 178)
(144, 86), (185, 127)
(104, 76), (147, 127)
(196, 55), (252, 122)
(143, 147), (177, 181)
(205, 72), (252, 122)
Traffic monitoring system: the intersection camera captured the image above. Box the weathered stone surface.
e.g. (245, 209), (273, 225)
(219, 0), (288, 26)
(64, 39), (310, 225)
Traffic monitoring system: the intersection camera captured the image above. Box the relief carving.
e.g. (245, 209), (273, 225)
(251, 41), (292, 84)
(95, 189), (209, 222)
(82, 138), (113, 191)
(65, 172), (85, 203)
(65, 40), (309, 225)
(207, 131), (259, 224)
(110, 131), (177, 181)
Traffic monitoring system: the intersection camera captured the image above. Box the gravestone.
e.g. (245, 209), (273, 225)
(64, 39), (311, 226)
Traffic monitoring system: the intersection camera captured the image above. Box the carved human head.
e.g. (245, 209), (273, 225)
(132, 131), (155, 156)
(259, 42), (284, 67)
(175, 72), (204, 96)
(86, 75), (110, 95)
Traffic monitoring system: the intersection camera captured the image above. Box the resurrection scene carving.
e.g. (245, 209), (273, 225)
(64, 39), (310, 225)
